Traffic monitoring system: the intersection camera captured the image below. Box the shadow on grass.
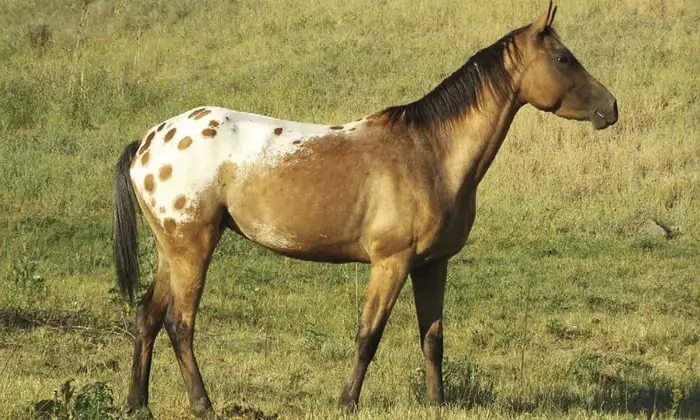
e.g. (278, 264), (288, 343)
(590, 375), (700, 418)
(0, 307), (132, 339)
(0, 307), (100, 331)
(220, 403), (279, 420)
(501, 380), (700, 418)
(412, 357), (700, 418)
(568, 352), (700, 418)
(28, 377), (280, 420)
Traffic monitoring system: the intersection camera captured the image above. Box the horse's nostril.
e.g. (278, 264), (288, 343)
(612, 100), (618, 121)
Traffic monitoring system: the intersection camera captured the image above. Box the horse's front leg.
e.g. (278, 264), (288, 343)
(410, 258), (448, 405)
(338, 251), (412, 412)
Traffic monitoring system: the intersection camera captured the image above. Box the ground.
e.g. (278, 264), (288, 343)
(0, 0), (698, 418)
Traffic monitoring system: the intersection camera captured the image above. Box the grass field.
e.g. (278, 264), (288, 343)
(1, 0), (699, 418)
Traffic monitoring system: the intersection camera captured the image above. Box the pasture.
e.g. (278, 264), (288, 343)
(1, 0), (698, 418)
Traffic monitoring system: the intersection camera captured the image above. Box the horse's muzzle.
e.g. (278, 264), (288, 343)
(591, 98), (618, 130)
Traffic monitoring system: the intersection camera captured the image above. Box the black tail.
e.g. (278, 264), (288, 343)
(112, 140), (141, 303)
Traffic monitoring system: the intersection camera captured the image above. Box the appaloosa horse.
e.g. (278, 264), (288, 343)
(113, 2), (617, 416)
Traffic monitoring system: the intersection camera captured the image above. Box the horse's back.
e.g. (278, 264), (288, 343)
(128, 106), (371, 248)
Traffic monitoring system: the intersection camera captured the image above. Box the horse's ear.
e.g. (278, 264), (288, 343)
(531, 1), (554, 35)
(548, 5), (558, 27)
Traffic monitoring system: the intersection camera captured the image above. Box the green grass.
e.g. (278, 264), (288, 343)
(1, 0), (699, 418)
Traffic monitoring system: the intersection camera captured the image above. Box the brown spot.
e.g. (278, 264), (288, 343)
(149, 197), (156, 207)
(208, 120), (219, 128)
(193, 109), (212, 120)
(188, 108), (206, 119)
(141, 151), (150, 166)
(157, 122), (166, 132)
(139, 131), (155, 154)
(158, 164), (173, 181)
(274, 127), (283, 135)
(159, 207), (166, 214)
(163, 218), (177, 235)
(144, 174), (155, 193)
(330, 125), (344, 130)
(178, 136), (193, 150)
(202, 128), (217, 138)
(292, 140), (301, 145)
(164, 128), (177, 143)
(174, 195), (187, 210)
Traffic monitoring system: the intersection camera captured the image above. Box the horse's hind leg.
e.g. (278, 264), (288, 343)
(127, 245), (170, 411)
(163, 222), (222, 417)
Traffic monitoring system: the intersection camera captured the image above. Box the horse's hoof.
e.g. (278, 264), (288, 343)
(337, 397), (359, 415)
(192, 398), (215, 418)
(124, 405), (154, 419)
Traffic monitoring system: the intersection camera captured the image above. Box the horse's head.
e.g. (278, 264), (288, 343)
(517, 2), (618, 129)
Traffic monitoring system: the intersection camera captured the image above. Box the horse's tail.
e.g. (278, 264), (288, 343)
(112, 140), (141, 303)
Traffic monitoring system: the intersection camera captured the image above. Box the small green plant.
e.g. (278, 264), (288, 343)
(671, 387), (684, 415)
(26, 23), (52, 52)
(0, 79), (41, 129)
(411, 359), (494, 408)
(33, 379), (121, 419)
(444, 359), (495, 409)
(9, 253), (47, 308)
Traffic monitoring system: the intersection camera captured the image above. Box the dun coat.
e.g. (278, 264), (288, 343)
(113, 2), (618, 416)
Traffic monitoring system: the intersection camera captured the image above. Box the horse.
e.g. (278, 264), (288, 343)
(112, 2), (617, 416)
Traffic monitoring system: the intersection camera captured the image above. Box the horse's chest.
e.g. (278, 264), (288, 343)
(417, 197), (477, 263)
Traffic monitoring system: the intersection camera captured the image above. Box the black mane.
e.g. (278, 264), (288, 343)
(376, 26), (528, 126)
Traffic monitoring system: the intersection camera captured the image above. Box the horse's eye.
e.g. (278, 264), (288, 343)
(556, 54), (570, 64)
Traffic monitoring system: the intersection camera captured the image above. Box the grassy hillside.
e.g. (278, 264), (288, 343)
(1, 0), (698, 418)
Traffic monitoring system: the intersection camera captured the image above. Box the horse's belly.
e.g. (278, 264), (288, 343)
(235, 216), (368, 263)
(228, 179), (370, 262)
(244, 225), (366, 262)
(223, 135), (374, 261)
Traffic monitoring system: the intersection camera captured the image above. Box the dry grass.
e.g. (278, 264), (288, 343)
(0, 0), (698, 418)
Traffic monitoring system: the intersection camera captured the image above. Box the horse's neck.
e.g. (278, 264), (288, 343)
(435, 92), (523, 200)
